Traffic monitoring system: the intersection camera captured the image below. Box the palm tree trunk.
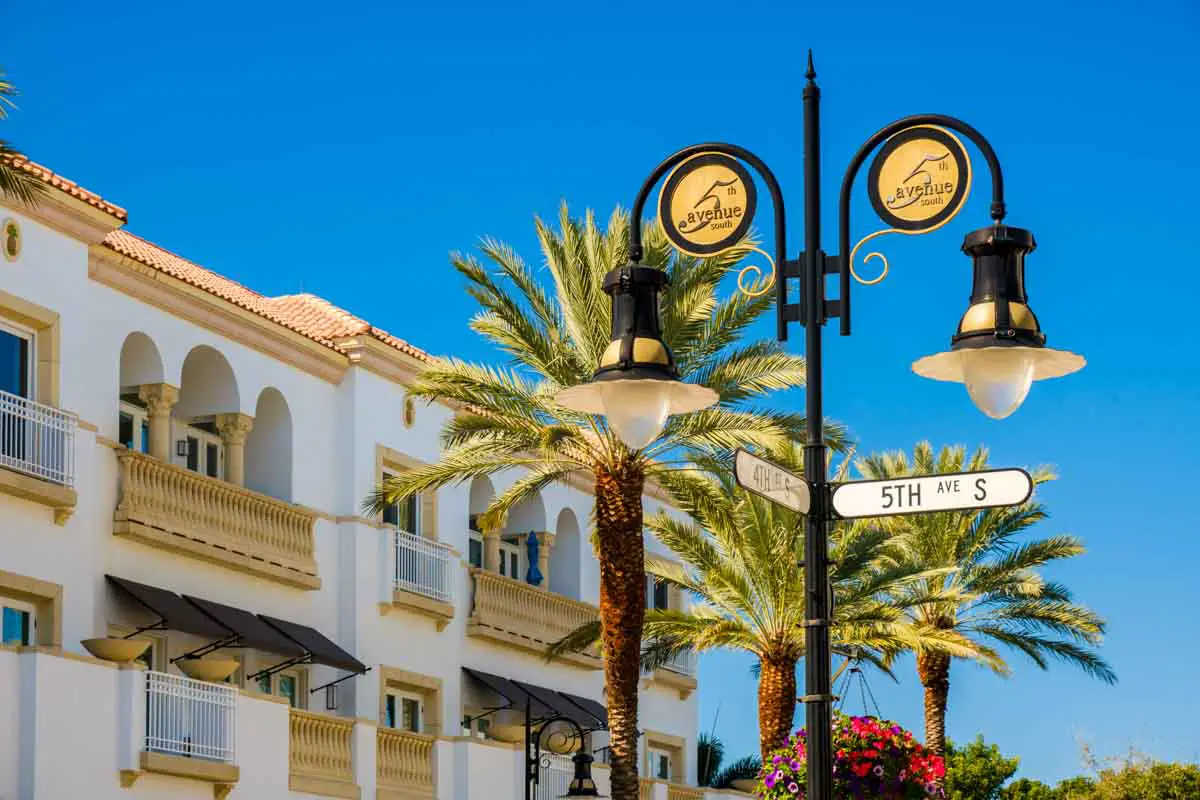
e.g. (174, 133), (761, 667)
(758, 654), (797, 761)
(916, 652), (950, 755)
(595, 460), (646, 800)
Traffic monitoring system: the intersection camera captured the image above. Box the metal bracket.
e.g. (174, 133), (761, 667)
(782, 259), (803, 278)
(309, 666), (371, 695)
(782, 303), (803, 323)
(824, 299), (842, 319)
(822, 254), (843, 275)
(800, 619), (831, 628)
(799, 694), (839, 704)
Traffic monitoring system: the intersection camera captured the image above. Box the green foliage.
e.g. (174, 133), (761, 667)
(944, 736), (1019, 799)
(712, 755), (762, 789)
(0, 68), (46, 207)
(1053, 776), (1098, 799)
(697, 732), (725, 786)
(1001, 778), (1064, 800)
(1087, 754), (1200, 799)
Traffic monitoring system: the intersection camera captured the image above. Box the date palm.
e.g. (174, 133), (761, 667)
(552, 447), (974, 760)
(366, 205), (823, 800)
(858, 442), (1116, 755)
(0, 70), (45, 206)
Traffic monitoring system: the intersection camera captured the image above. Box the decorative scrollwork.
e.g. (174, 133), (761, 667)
(848, 228), (904, 286)
(735, 245), (778, 298)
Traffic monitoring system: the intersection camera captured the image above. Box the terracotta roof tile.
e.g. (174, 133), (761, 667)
(102, 230), (432, 363)
(9, 158), (128, 221)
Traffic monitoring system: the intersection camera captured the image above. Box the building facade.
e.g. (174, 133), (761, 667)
(0, 162), (740, 800)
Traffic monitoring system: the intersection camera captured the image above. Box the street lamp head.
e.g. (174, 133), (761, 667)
(912, 225), (1084, 419)
(560, 750), (604, 797)
(554, 263), (718, 449)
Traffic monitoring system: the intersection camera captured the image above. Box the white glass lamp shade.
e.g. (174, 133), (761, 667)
(555, 378), (718, 450)
(913, 346), (1085, 419)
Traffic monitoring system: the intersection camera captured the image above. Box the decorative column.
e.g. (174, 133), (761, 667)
(215, 412), (254, 486)
(483, 527), (501, 573)
(137, 383), (178, 462)
(536, 531), (554, 591)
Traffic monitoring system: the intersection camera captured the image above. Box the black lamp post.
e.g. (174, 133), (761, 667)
(556, 55), (1083, 800)
(526, 714), (606, 799)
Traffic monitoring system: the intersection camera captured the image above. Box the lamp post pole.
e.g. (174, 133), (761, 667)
(799, 59), (833, 800)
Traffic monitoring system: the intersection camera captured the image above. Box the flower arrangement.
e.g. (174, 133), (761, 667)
(755, 713), (945, 799)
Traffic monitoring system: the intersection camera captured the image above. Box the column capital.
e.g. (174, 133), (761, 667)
(535, 530), (555, 549)
(215, 412), (254, 445)
(137, 383), (179, 415)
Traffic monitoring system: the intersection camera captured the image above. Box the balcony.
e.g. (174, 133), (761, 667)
(386, 529), (456, 629)
(649, 650), (698, 699)
(113, 449), (319, 589)
(0, 388), (77, 523)
(377, 727), (436, 800)
(289, 708), (359, 799)
(125, 670), (240, 793)
(467, 568), (600, 668)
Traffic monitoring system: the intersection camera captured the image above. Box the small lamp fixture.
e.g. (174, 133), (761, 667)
(554, 265), (718, 449)
(913, 225), (1085, 419)
(560, 750), (603, 798)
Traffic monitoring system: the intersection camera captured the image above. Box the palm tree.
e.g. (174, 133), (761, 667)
(858, 442), (1116, 755)
(553, 446), (972, 761)
(367, 205), (820, 800)
(0, 69), (45, 206)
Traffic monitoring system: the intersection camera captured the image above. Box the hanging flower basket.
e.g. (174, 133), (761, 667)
(755, 713), (945, 799)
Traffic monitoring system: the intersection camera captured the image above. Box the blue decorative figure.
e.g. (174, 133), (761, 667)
(525, 531), (543, 586)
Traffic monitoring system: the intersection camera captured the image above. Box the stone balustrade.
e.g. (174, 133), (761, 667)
(288, 709), (357, 799)
(467, 568), (600, 666)
(113, 449), (319, 589)
(377, 728), (436, 800)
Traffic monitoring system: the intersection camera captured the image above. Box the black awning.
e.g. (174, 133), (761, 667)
(184, 596), (306, 658)
(464, 668), (556, 718)
(106, 576), (229, 639)
(512, 680), (600, 730)
(557, 691), (608, 729)
(259, 614), (366, 674)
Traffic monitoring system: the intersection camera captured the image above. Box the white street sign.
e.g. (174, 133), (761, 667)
(734, 449), (811, 514)
(831, 468), (1033, 520)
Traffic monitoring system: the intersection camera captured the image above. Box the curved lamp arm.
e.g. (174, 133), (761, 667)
(837, 114), (1007, 335)
(627, 142), (788, 288)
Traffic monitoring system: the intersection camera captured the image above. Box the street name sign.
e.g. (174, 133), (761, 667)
(831, 468), (1033, 520)
(734, 449), (810, 514)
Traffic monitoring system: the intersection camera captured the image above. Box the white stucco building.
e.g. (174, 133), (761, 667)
(0, 161), (742, 800)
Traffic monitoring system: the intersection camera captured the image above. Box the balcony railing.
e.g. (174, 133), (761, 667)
(114, 450), (318, 588)
(639, 778), (655, 800)
(536, 752), (574, 800)
(289, 709), (356, 795)
(0, 389), (75, 487)
(662, 650), (696, 677)
(468, 568), (600, 661)
(144, 670), (237, 763)
(394, 529), (455, 603)
(667, 786), (705, 800)
(377, 727), (436, 799)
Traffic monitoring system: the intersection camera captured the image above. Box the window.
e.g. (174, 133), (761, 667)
(499, 539), (521, 580)
(1, 598), (34, 646)
(174, 423), (222, 479)
(648, 577), (671, 610)
(257, 669), (306, 708)
(649, 749), (673, 781)
(461, 713), (491, 739)
(0, 323), (32, 399)
(468, 533), (483, 569)
(385, 690), (423, 733)
(118, 402), (150, 453)
(382, 471), (420, 534)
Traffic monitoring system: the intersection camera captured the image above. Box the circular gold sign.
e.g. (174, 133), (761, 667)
(2, 218), (20, 262)
(658, 152), (756, 256)
(868, 126), (971, 232)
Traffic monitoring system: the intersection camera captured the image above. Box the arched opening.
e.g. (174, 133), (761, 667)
(173, 346), (240, 480)
(467, 477), (495, 570)
(245, 387), (292, 501)
(116, 333), (164, 453)
(504, 493), (547, 586)
(550, 508), (582, 599)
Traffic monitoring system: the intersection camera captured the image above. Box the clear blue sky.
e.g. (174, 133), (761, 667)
(6, 0), (1198, 784)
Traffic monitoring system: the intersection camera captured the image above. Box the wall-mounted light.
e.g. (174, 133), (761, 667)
(176, 439), (190, 457)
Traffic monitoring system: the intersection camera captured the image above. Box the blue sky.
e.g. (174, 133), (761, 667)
(6, 0), (1199, 784)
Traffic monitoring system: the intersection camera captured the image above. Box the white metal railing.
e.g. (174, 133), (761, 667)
(536, 752), (574, 800)
(0, 389), (75, 486)
(662, 649), (696, 677)
(145, 670), (237, 763)
(394, 529), (455, 603)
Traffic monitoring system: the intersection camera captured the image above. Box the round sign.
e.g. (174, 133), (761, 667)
(867, 126), (971, 232)
(658, 152), (757, 256)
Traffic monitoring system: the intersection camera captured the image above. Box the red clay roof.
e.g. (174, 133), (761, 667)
(10, 158), (128, 221)
(103, 230), (431, 363)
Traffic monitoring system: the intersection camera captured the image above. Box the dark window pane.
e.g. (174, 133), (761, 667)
(119, 413), (134, 449)
(0, 330), (28, 398)
(186, 437), (199, 471)
(206, 443), (219, 478)
(469, 538), (483, 569)
(653, 579), (670, 610)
